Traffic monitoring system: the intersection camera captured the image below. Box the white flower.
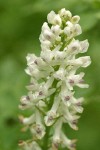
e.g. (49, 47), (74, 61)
(44, 111), (57, 126)
(51, 25), (62, 36)
(66, 21), (73, 28)
(30, 141), (42, 150)
(54, 50), (66, 61)
(52, 119), (62, 149)
(59, 8), (72, 19)
(66, 72), (89, 90)
(43, 29), (55, 41)
(19, 95), (33, 110)
(25, 63), (54, 79)
(19, 141), (42, 150)
(53, 67), (66, 80)
(40, 49), (54, 63)
(44, 96), (60, 126)
(18, 141), (31, 150)
(30, 124), (45, 139)
(25, 66), (40, 78)
(26, 53), (37, 66)
(51, 95), (61, 112)
(44, 76), (54, 89)
(20, 95), (30, 105)
(60, 82), (73, 106)
(80, 39), (89, 53)
(19, 114), (35, 125)
(64, 26), (72, 37)
(67, 40), (81, 54)
(73, 23), (82, 36)
(26, 78), (39, 91)
(64, 22), (82, 38)
(71, 15), (80, 24)
(72, 97), (84, 113)
(62, 106), (79, 130)
(61, 132), (77, 150)
(68, 56), (91, 68)
(47, 45), (66, 66)
(30, 109), (45, 139)
(47, 11), (56, 23)
(35, 81), (56, 100)
(20, 8), (91, 150)
(41, 22), (50, 32)
(40, 40), (52, 49)
(47, 11), (62, 25)
(24, 78), (55, 107)
(64, 22), (73, 39)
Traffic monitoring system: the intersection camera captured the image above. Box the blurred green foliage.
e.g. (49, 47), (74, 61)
(0, 0), (100, 150)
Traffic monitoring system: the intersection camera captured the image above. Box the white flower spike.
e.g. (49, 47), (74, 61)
(19, 8), (91, 150)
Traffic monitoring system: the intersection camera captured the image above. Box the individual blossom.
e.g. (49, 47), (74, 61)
(52, 118), (63, 150)
(19, 114), (35, 125)
(30, 109), (46, 140)
(61, 132), (77, 150)
(19, 8), (91, 150)
(19, 141), (42, 150)
(47, 11), (62, 25)
(44, 95), (60, 126)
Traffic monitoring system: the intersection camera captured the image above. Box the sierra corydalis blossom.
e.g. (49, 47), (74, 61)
(19, 8), (91, 150)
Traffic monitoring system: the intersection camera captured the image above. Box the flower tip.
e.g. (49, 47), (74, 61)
(71, 15), (80, 24)
(59, 8), (72, 19)
(52, 137), (62, 150)
(44, 111), (57, 126)
(18, 140), (25, 147)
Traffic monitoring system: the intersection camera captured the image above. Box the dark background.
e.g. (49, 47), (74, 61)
(0, 0), (100, 150)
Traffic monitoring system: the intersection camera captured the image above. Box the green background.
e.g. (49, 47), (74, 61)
(0, 0), (100, 150)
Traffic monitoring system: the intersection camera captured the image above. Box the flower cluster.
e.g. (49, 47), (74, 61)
(19, 8), (91, 150)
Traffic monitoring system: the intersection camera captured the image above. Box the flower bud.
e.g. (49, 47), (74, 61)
(53, 14), (62, 25)
(30, 124), (45, 139)
(42, 22), (50, 32)
(80, 39), (89, 53)
(67, 40), (81, 54)
(59, 8), (72, 19)
(47, 11), (62, 25)
(43, 30), (54, 41)
(61, 132), (77, 150)
(64, 26), (73, 38)
(71, 15), (80, 24)
(44, 110), (59, 126)
(73, 24), (82, 36)
(51, 25), (62, 36)
(47, 11), (56, 24)
(19, 114), (35, 125)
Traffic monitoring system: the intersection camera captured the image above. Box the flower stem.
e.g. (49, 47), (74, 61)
(42, 126), (50, 150)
